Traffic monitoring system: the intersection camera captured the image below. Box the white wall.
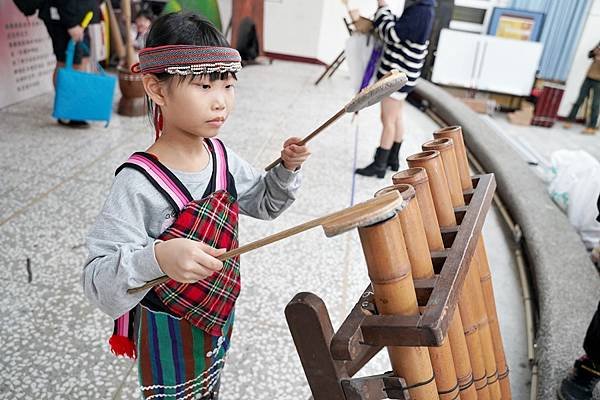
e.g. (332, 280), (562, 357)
(264, 0), (325, 60)
(558, 0), (600, 117)
(263, 0), (404, 65)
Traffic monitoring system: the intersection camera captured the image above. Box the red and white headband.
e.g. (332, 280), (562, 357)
(132, 44), (242, 75)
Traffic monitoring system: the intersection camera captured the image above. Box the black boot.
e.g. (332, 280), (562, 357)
(355, 147), (390, 178)
(557, 355), (600, 400)
(388, 141), (402, 171)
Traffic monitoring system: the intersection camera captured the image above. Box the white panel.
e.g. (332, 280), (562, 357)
(431, 29), (481, 89)
(263, 0), (323, 58)
(0, 2), (55, 109)
(477, 36), (543, 96)
(316, 0), (348, 65)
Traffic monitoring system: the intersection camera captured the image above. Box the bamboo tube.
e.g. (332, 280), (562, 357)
(434, 126), (472, 191)
(358, 215), (439, 400)
(376, 185), (460, 400)
(476, 238), (512, 400)
(405, 153), (491, 400)
(392, 168), (443, 251)
(434, 127), (512, 399)
(412, 146), (501, 400)
(392, 170), (477, 400)
(406, 151), (456, 228)
(423, 139), (465, 208)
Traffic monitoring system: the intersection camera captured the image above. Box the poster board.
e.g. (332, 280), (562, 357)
(0, 1), (55, 109)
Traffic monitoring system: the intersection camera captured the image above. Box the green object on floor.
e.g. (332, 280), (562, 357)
(162, 0), (222, 31)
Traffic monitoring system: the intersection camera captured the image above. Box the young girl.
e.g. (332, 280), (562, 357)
(82, 12), (310, 400)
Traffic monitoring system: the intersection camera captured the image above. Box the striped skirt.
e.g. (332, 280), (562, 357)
(136, 305), (233, 400)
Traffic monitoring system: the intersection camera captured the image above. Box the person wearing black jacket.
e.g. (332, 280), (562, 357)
(38, 0), (101, 128)
(557, 196), (600, 400)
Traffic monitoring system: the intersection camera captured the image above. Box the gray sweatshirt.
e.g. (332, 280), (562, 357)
(82, 145), (301, 319)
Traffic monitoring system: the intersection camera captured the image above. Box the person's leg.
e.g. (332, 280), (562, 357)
(388, 97), (406, 171)
(379, 96), (400, 149)
(355, 96), (402, 178)
(558, 301), (600, 400)
(566, 78), (593, 126)
(585, 79), (600, 131)
(583, 301), (600, 362)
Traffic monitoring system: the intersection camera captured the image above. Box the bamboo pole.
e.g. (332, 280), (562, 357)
(433, 126), (471, 191)
(435, 127), (512, 399)
(375, 184), (461, 400)
(415, 142), (502, 400)
(406, 153), (491, 400)
(392, 169), (477, 400)
(358, 214), (439, 400)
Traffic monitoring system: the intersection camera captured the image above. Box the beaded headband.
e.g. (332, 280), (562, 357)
(132, 44), (242, 75)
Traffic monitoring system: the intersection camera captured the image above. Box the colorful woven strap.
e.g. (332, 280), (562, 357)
(116, 138), (228, 213)
(132, 45), (242, 76)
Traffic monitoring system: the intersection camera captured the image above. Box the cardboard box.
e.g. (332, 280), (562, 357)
(460, 97), (497, 114)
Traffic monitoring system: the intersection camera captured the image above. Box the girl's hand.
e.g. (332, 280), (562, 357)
(281, 137), (311, 171)
(154, 238), (225, 283)
(378, 0), (388, 7)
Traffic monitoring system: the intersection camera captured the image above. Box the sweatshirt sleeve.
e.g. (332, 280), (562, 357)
(374, 6), (429, 45)
(226, 147), (302, 220)
(374, 6), (402, 46)
(81, 171), (166, 319)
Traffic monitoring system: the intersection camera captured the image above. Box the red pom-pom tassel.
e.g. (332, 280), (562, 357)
(109, 335), (137, 359)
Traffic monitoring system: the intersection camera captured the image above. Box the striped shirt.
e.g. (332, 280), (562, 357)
(374, 3), (435, 93)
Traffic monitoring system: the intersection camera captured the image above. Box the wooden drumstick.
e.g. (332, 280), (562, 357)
(128, 191), (403, 294)
(264, 70), (408, 171)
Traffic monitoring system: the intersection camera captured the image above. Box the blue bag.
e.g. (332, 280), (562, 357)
(53, 40), (116, 126)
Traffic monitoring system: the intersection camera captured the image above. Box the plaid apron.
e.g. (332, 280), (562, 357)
(111, 138), (239, 399)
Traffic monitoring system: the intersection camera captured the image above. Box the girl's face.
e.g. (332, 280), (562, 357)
(135, 16), (151, 34)
(161, 74), (236, 138)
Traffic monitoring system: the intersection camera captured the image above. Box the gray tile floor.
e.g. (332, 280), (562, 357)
(0, 61), (528, 399)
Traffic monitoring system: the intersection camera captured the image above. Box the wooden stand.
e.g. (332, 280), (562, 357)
(286, 172), (497, 400)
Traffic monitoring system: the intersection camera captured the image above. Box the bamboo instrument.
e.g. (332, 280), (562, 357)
(392, 168), (477, 400)
(405, 153), (492, 400)
(414, 143), (502, 400)
(375, 184), (460, 400)
(357, 213), (439, 400)
(434, 126), (511, 399)
(265, 70), (408, 171)
(129, 191), (403, 294)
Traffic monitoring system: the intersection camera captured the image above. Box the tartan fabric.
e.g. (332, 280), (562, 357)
(137, 305), (233, 400)
(154, 190), (240, 337)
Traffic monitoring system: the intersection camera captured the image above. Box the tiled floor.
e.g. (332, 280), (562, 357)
(0, 61), (528, 399)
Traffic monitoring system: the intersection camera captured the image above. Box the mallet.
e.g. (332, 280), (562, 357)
(264, 70), (408, 171)
(128, 191), (404, 294)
